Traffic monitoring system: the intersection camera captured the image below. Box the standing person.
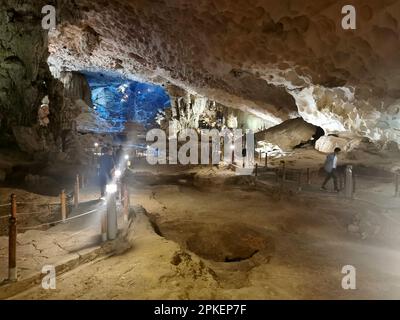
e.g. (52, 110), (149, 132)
(321, 147), (341, 192)
(242, 147), (247, 168)
(115, 145), (123, 164)
(99, 146), (115, 198)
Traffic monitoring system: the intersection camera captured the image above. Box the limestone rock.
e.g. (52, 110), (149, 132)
(12, 126), (43, 154)
(255, 118), (316, 152)
(0, 0), (61, 139)
(315, 135), (362, 153)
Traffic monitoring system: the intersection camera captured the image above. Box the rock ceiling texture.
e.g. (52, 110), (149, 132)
(47, 0), (400, 145)
(3, 0), (400, 147)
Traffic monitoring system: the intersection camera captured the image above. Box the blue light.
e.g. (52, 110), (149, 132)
(84, 72), (170, 133)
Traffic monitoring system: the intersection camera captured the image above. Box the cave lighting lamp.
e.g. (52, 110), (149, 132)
(106, 183), (118, 194)
(115, 169), (121, 178)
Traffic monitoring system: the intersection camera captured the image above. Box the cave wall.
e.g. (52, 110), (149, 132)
(0, 0), (67, 153)
(255, 118), (317, 152)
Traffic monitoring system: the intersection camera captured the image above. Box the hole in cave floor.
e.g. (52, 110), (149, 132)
(146, 214), (274, 263)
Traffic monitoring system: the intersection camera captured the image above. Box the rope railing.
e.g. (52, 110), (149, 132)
(253, 163), (400, 198)
(2, 176), (131, 283)
(14, 211), (51, 216)
(353, 173), (395, 181)
(15, 202), (61, 206)
(18, 208), (100, 231)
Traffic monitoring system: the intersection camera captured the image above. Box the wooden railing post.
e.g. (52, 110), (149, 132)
(395, 173), (399, 197)
(255, 163), (258, 177)
(306, 168), (311, 185)
(9, 194), (17, 281)
(74, 174), (80, 208)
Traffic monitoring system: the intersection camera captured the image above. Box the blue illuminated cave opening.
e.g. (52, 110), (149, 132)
(84, 72), (170, 132)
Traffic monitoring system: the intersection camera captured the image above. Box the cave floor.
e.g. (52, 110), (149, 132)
(8, 163), (400, 300)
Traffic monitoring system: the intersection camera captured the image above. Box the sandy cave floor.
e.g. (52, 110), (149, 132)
(7, 160), (400, 300)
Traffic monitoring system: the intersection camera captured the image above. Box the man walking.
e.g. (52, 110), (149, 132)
(114, 145), (123, 164)
(321, 147), (341, 192)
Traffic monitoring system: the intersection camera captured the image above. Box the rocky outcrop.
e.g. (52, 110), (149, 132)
(59, 72), (93, 131)
(315, 135), (362, 153)
(157, 85), (273, 133)
(159, 85), (209, 133)
(12, 126), (47, 154)
(0, 1), (61, 141)
(255, 118), (317, 152)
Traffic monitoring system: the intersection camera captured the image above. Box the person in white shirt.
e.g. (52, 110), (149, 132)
(321, 147), (341, 192)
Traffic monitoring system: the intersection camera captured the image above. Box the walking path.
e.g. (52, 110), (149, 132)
(0, 185), (127, 299)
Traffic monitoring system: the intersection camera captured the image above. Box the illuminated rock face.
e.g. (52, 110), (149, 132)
(315, 135), (362, 154)
(45, 0), (400, 146)
(255, 118), (317, 152)
(157, 85), (273, 133)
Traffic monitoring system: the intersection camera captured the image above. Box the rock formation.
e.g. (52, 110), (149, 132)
(0, 1), (64, 143)
(255, 118), (317, 152)
(2, 0), (400, 157)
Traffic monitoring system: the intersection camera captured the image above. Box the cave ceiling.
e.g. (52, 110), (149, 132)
(24, 0), (400, 143)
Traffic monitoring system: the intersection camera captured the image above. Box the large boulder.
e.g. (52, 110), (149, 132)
(255, 118), (317, 152)
(315, 135), (361, 153)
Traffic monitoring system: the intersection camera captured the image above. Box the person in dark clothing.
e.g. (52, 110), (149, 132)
(242, 147), (247, 168)
(321, 147), (341, 192)
(99, 146), (115, 198)
(115, 145), (123, 164)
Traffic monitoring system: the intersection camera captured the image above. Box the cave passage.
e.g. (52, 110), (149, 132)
(1, 0), (400, 304)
